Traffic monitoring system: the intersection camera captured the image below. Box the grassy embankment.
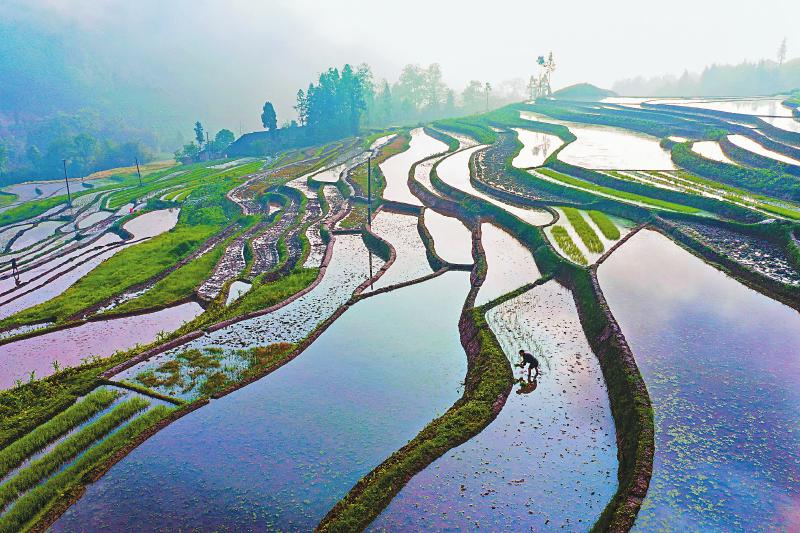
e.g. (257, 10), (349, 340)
(0, 388), (117, 479)
(0, 163), (262, 329)
(318, 307), (512, 532)
(0, 403), (172, 533)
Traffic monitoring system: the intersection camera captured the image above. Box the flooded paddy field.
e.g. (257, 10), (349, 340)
(511, 128), (563, 168)
(368, 210), (431, 289)
(54, 272), (471, 531)
(0, 303), (202, 388)
(678, 219), (800, 285)
(114, 233), (382, 399)
(423, 209), (473, 264)
(653, 97), (795, 117)
(380, 128), (447, 206)
(5, 97), (800, 532)
(372, 281), (617, 530)
(476, 223), (540, 305)
(600, 230), (800, 530)
(521, 111), (676, 170)
(437, 145), (553, 226)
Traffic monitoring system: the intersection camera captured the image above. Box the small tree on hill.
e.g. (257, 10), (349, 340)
(214, 129), (235, 151)
(261, 101), (277, 132)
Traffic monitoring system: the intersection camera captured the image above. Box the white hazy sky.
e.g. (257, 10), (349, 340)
(2, 0), (799, 130)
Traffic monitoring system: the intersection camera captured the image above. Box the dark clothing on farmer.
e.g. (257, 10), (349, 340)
(520, 350), (538, 369)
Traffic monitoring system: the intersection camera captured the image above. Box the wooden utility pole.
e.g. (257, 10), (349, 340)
(367, 156), (372, 226)
(135, 157), (143, 187)
(62, 159), (72, 207)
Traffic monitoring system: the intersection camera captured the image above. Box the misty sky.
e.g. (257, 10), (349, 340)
(2, 0), (799, 133)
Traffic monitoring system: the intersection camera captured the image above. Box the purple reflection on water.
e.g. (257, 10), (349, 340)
(53, 272), (470, 531)
(599, 230), (800, 531)
(0, 302), (202, 388)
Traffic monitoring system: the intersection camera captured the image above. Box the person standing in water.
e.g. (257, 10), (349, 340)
(518, 349), (539, 378)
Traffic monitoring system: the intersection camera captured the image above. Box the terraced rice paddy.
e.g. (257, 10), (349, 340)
(476, 223), (540, 305)
(54, 272), (471, 531)
(654, 97), (795, 117)
(728, 134), (800, 165)
(373, 281), (617, 530)
(691, 141), (736, 164)
(600, 230), (800, 531)
(423, 209), (473, 264)
(511, 128), (562, 168)
(3, 93), (800, 532)
(369, 210), (431, 289)
(381, 128), (447, 205)
(1, 302), (202, 388)
(436, 146), (553, 226)
(520, 111), (676, 169)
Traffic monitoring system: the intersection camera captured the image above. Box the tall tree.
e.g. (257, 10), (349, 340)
(261, 101), (277, 131)
(194, 121), (205, 146)
(294, 90), (308, 126)
(212, 129), (235, 153)
(778, 37), (788, 66)
(462, 80), (484, 112)
(0, 143), (7, 175)
(484, 82), (492, 112)
(423, 63), (447, 112)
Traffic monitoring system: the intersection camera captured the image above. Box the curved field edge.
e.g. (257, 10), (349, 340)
(316, 305), (514, 533)
(3, 224), (396, 531)
(320, 136), (655, 532)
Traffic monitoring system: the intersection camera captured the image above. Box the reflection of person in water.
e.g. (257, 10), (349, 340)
(516, 373), (538, 395)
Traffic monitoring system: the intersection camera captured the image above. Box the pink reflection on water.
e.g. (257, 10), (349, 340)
(0, 302), (202, 388)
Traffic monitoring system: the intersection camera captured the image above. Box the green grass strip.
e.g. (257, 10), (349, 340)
(109, 238), (227, 315)
(537, 168), (700, 214)
(587, 210), (621, 240)
(0, 224), (220, 328)
(0, 396), (149, 509)
(563, 207), (604, 253)
(0, 389), (118, 480)
(0, 404), (171, 533)
(551, 226), (587, 265)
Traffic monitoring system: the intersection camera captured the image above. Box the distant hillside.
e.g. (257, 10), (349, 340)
(552, 83), (617, 101)
(613, 57), (800, 96)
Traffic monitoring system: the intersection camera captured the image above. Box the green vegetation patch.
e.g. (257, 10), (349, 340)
(0, 388), (117, 479)
(563, 207), (604, 253)
(0, 404), (172, 533)
(550, 226), (588, 265)
(588, 210), (621, 240)
(0, 223), (220, 328)
(537, 168), (700, 214)
(0, 396), (149, 509)
(108, 237), (227, 315)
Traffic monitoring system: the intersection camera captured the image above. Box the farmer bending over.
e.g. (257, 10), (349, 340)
(518, 349), (539, 378)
